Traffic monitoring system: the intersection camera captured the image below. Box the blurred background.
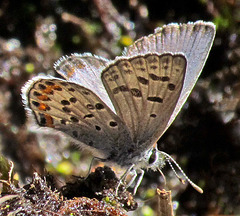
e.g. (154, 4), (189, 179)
(0, 0), (240, 215)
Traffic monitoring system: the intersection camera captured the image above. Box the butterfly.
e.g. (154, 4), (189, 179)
(22, 20), (216, 194)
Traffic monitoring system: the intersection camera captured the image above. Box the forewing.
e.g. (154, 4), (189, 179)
(53, 53), (115, 112)
(23, 77), (131, 159)
(101, 53), (186, 144)
(124, 21), (215, 132)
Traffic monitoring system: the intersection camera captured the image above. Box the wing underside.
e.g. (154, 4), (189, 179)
(102, 53), (187, 146)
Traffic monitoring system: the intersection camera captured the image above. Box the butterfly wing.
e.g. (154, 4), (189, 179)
(23, 77), (132, 159)
(54, 53), (115, 112)
(22, 21), (215, 163)
(102, 53), (186, 146)
(124, 21), (216, 133)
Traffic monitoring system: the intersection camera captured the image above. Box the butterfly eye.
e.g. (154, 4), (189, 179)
(148, 148), (157, 165)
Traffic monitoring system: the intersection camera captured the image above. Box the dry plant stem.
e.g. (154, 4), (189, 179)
(157, 189), (174, 216)
(94, 0), (133, 32)
(61, 12), (98, 51)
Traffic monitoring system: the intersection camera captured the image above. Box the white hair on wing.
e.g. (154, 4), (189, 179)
(21, 75), (66, 123)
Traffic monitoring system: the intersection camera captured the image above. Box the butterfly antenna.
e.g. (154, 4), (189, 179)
(166, 157), (185, 182)
(159, 151), (203, 193)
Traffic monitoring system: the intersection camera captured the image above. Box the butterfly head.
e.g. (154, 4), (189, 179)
(119, 146), (203, 195)
(129, 146), (166, 171)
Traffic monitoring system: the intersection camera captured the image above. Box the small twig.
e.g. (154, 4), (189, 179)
(0, 161), (14, 187)
(61, 12), (98, 51)
(156, 189), (174, 216)
(94, 0), (134, 37)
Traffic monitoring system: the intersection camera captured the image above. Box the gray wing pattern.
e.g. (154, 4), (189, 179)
(102, 54), (186, 146)
(124, 21), (215, 133)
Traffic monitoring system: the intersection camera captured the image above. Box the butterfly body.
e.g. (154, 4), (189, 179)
(22, 21), (216, 192)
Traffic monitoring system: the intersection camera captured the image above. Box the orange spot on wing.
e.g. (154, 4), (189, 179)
(41, 85), (62, 94)
(77, 63), (84, 69)
(44, 114), (54, 128)
(42, 86), (54, 94)
(38, 103), (50, 111)
(37, 95), (50, 101)
(66, 66), (75, 78)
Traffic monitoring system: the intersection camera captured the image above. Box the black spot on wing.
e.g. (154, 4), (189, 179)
(168, 83), (176, 91)
(62, 107), (71, 113)
(149, 73), (161, 81)
(68, 88), (75, 92)
(137, 76), (149, 85)
(70, 116), (79, 123)
(61, 100), (70, 105)
(70, 97), (77, 103)
(147, 97), (163, 103)
(109, 121), (118, 127)
(150, 114), (157, 118)
(39, 84), (46, 90)
(95, 103), (104, 110)
(84, 114), (94, 119)
(131, 88), (142, 97)
(32, 101), (40, 107)
(95, 125), (101, 131)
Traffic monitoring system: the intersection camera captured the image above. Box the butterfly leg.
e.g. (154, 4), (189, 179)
(126, 169), (137, 188)
(83, 157), (99, 180)
(133, 169), (145, 195)
(115, 164), (135, 195)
